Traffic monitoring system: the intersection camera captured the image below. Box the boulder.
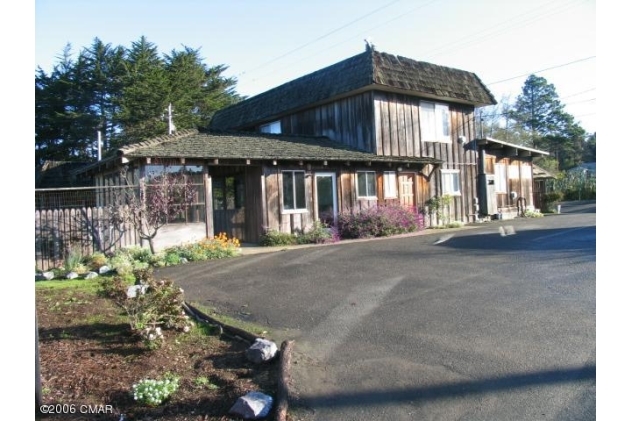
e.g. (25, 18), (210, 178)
(228, 391), (273, 419)
(246, 338), (278, 364)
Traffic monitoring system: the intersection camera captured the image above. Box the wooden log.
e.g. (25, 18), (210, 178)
(275, 340), (295, 421)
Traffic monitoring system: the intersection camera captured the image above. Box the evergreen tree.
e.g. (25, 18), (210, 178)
(82, 38), (127, 152)
(164, 47), (241, 132)
(118, 36), (170, 145)
(35, 44), (97, 165)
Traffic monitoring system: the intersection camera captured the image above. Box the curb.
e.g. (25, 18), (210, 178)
(183, 302), (294, 421)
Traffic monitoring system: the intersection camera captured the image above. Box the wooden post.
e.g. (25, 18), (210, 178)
(205, 172), (214, 238)
(275, 340), (295, 421)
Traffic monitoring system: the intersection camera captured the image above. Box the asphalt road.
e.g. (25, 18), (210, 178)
(157, 201), (596, 421)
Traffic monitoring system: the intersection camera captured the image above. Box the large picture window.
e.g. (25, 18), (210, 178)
(282, 171), (306, 210)
(357, 171), (377, 198)
(441, 169), (461, 196)
(420, 101), (451, 143)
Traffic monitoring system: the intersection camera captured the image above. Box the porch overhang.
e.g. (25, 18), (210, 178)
(467, 137), (550, 159)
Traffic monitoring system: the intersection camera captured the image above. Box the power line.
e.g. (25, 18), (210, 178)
(487, 56), (596, 85)
(422, 0), (585, 61)
(239, 0), (404, 76)
(246, 0), (439, 86)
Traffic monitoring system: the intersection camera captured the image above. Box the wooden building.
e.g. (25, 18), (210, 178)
(78, 45), (550, 248)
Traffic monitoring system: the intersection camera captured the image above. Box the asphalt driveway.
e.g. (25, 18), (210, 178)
(156, 201), (596, 421)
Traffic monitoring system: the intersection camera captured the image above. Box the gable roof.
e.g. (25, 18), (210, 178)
(210, 46), (496, 130)
(78, 129), (441, 174)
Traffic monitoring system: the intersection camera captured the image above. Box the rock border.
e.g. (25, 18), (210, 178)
(183, 302), (295, 421)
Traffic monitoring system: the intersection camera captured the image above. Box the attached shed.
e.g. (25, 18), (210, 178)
(469, 137), (549, 219)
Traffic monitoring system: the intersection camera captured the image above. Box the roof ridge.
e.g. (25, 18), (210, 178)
(118, 128), (199, 155)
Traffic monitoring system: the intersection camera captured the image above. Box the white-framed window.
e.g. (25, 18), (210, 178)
(282, 170), (306, 211)
(384, 171), (397, 198)
(420, 101), (451, 143)
(494, 163), (507, 193)
(441, 169), (461, 196)
(357, 171), (377, 198)
(260, 120), (281, 134)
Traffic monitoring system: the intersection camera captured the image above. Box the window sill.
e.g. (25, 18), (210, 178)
(357, 196), (378, 200)
(281, 209), (309, 215)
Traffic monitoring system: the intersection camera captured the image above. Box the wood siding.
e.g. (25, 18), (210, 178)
(278, 92), (375, 152)
(373, 92), (478, 223)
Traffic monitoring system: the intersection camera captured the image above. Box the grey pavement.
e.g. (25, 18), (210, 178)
(155, 201), (596, 421)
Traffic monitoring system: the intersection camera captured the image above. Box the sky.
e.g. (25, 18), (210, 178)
(34, 0), (596, 134)
(8, 0), (626, 416)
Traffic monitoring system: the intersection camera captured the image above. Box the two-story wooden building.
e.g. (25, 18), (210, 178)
(81, 45), (548, 247)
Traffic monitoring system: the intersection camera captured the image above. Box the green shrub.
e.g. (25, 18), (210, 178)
(542, 191), (563, 212)
(296, 220), (337, 244)
(98, 269), (193, 349)
(259, 229), (297, 246)
(524, 209), (544, 218)
(86, 252), (109, 271)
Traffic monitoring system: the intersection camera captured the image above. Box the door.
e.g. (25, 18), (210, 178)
(315, 172), (338, 226)
(212, 175), (245, 239)
(398, 173), (415, 208)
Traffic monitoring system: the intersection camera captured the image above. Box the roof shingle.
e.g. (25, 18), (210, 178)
(210, 47), (496, 130)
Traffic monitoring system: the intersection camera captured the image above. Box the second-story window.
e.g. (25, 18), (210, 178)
(420, 101), (451, 143)
(260, 120), (281, 134)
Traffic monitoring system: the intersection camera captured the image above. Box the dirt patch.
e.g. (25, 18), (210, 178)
(36, 281), (279, 420)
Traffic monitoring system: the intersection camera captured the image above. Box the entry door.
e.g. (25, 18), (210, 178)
(399, 173), (415, 208)
(315, 173), (338, 226)
(212, 175), (245, 239)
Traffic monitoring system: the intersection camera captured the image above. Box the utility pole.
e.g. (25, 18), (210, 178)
(166, 103), (176, 135)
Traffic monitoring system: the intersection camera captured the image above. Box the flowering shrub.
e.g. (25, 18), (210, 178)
(163, 233), (240, 263)
(132, 376), (180, 406)
(337, 205), (423, 239)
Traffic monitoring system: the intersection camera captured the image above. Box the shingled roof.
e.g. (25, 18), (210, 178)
(115, 129), (440, 165)
(210, 46), (496, 130)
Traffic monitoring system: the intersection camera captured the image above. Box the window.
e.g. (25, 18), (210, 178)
(441, 169), (461, 196)
(494, 163), (507, 193)
(260, 120), (281, 134)
(282, 171), (306, 210)
(384, 171), (397, 198)
(143, 164), (205, 223)
(357, 171), (377, 198)
(420, 101), (451, 142)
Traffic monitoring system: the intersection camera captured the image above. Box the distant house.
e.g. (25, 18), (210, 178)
(568, 162), (596, 178)
(78, 45), (549, 248)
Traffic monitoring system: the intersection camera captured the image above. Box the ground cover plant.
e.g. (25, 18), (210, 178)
(38, 233), (241, 281)
(36, 275), (278, 421)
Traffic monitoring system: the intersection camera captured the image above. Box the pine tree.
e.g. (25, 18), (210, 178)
(118, 36), (171, 145)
